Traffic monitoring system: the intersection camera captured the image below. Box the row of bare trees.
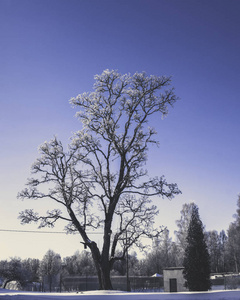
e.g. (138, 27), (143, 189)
(0, 250), (96, 291)
(0, 257), (39, 288)
(142, 199), (240, 276)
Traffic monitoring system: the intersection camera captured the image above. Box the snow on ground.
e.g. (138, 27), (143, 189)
(1, 289), (240, 300)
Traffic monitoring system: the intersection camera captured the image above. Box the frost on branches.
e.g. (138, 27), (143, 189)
(18, 70), (181, 290)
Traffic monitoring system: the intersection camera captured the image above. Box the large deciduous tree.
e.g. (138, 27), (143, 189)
(183, 204), (211, 291)
(18, 70), (181, 289)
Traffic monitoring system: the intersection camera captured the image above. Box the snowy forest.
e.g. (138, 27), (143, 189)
(1, 198), (240, 291)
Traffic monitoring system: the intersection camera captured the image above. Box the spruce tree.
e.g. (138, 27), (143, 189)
(183, 204), (211, 291)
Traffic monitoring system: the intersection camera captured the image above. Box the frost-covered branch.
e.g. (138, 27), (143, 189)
(18, 209), (71, 228)
(18, 137), (101, 234)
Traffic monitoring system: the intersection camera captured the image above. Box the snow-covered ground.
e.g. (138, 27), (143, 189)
(1, 289), (240, 300)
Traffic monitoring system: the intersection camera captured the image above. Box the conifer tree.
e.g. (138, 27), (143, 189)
(183, 204), (211, 291)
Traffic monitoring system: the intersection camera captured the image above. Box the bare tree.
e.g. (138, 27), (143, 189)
(39, 250), (61, 292)
(63, 250), (96, 276)
(175, 203), (195, 250)
(205, 229), (228, 274)
(0, 258), (28, 288)
(18, 70), (181, 289)
(143, 228), (177, 276)
(174, 202), (195, 265)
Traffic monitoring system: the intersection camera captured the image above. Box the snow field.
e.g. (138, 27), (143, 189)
(1, 289), (240, 300)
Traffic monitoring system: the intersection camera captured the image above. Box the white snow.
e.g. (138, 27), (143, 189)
(1, 289), (240, 300)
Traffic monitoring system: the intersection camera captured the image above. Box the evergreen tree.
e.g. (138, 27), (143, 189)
(183, 204), (211, 291)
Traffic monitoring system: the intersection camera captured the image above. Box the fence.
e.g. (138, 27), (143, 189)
(62, 276), (163, 292)
(211, 274), (240, 290)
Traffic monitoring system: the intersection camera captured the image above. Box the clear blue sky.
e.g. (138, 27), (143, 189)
(1, 0), (240, 260)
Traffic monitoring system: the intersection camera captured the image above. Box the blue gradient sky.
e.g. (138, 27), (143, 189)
(1, 0), (240, 259)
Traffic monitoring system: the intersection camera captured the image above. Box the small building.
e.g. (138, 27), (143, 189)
(163, 267), (188, 293)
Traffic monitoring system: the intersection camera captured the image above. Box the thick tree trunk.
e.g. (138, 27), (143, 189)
(98, 262), (113, 290)
(68, 205), (114, 290)
(91, 253), (113, 290)
(89, 241), (113, 290)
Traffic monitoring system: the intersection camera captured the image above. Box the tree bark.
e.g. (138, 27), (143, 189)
(99, 261), (113, 290)
(67, 204), (114, 289)
(90, 244), (113, 289)
(87, 239), (112, 290)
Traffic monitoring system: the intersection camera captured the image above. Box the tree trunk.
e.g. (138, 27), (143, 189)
(49, 274), (52, 292)
(2, 279), (12, 289)
(68, 205), (114, 290)
(99, 261), (113, 290)
(89, 241), (113, 290)
(91, 253), (113, 290)
(234, 252), (238, 273)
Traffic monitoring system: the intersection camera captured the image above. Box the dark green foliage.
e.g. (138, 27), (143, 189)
(183, 204), (211, 291)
